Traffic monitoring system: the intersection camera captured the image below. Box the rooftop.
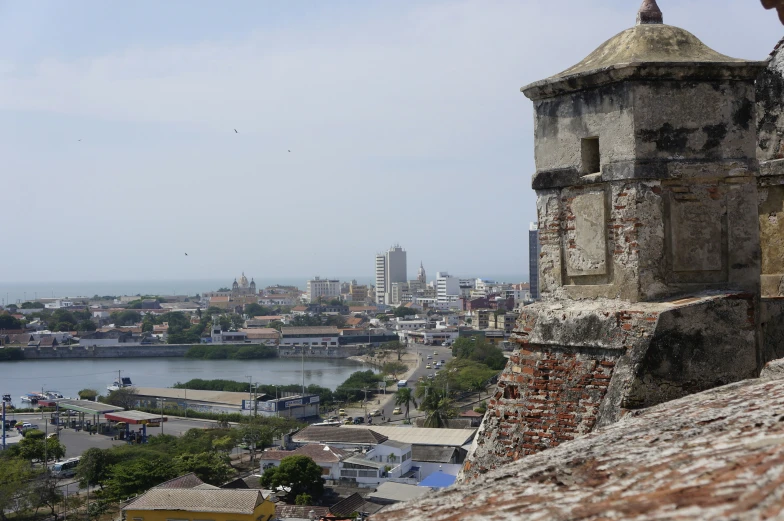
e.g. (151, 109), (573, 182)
(367, 482), (432, 504)
(260, 444), (351, 464)
(124, 488), (265, 515)
(375, 372), (784, 521)
(133, 387), (253, 406)
(341, 425), (476, 447)
(292, 425), (388, 445)
(281, 326), (340, 336)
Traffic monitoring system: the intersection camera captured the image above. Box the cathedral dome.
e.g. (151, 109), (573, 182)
(239, 272), (249, 288)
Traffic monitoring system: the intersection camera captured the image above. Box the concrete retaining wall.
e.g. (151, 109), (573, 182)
(20, 345), (194, 359)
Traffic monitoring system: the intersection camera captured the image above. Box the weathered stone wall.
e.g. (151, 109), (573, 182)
(462, 293), (760, 480)
(533, 78), (761, 304)
(757, 44), (784, 298)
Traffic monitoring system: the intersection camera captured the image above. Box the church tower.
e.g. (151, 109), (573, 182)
(417, 262), (426, 284)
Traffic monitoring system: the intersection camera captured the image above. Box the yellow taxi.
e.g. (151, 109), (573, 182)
(338, 409), (347, 416)
(392, 407), (402, 415)
(426, 364), (431, 369)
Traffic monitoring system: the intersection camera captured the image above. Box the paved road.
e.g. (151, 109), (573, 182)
(336, 342), (455, 423)
(5, 411), (226, 458)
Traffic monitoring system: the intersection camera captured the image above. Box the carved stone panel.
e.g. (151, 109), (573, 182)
(565, 191), (607, 277)
(670, 198), (723, 273)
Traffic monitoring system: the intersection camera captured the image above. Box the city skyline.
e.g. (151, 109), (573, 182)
(1, 1), (781, 282)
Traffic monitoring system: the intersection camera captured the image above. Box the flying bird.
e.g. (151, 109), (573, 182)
(184, 253), (188, 256)
(78, 139), (82, 142)
(288, 150), (291, 152)
(234, 129), (238, 133)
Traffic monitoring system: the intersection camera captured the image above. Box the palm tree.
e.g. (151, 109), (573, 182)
(394, 388), (418, 419)
(417, 386), (454, 429)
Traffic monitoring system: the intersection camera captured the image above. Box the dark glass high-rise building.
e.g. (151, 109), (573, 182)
(529, 222), (540, 300)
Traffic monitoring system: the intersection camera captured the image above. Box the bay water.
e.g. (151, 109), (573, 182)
(0, 357), (368, 407)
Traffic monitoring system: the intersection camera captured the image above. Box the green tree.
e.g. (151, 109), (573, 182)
(77, 319), (97, 332)
(17, 435), (65, 463)
(335, 370), (382, 402)
(0, 458), (37, 521)
(78, 389), (98, 401)
(260, 455), (324, 503)
(173, 452), (234, 486)
(238, 421), (274, 462)
(452, 337), (507, 370)
(244, 303), (273, 317)
(76, 448), (110, 489)
(383, 340), (406, 361)
(394, 387), (418, 419)
(30, 471), (61, 518)
(416, 387), (455, 428)
(20, 302), (44, 309)
(105, 456), (177, 499)
(112, 310), (141, 326)
(393, 306), (417, 318)
(103, 387), (138, 409)
(231, 314), (244, 329)
(267, 320), (284, 331)
(295, 493), (313, 505)
(0, 315), (22, 330)
(382, 361), (408, 378)
(141, 319), (154, 333)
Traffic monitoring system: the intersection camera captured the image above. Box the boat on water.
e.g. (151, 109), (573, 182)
(107, 376), (133, 392)
(43, 391), (63, 400)
(20, 393), (44, 404)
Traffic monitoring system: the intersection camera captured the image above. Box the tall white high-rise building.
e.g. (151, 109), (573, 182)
(436, 272), (460, 303)
(374, 245), (407, 305)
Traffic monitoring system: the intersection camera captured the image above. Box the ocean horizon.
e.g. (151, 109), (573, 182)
(0, 274), (528, 305)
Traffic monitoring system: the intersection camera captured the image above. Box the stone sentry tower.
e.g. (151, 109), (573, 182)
(463, 0), (770, 479)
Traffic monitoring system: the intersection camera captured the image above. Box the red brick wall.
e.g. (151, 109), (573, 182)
(465, 346), (618, 476)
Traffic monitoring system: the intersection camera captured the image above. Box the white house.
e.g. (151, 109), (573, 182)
(339, 440), (414, 486)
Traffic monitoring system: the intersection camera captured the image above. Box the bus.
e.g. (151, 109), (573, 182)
(51, 457), (80, 478)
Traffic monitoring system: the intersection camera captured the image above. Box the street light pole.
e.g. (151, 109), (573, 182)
(159, 398), (164, 435)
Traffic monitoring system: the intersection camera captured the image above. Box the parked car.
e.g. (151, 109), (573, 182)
(343, 417), (354, 425)
(392, 407), (402, 415)
(442, 341), (451, 346)
(426, 355), (433, 359)
(338, 409), (347, 416)
(353, 417), (365, 424)
(328, 416), (339, 422)
(426, 364), (431, 369)
(433, 351), (438, 355)
(440, 359), (446, 364)
(370, 409), (381, 417)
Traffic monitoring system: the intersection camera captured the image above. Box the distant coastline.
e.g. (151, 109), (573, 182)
(0, 274), (527, 305)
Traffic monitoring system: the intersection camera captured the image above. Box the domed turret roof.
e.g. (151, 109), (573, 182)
(239, 272), (249, 288)
(522, 0), (764, 100)
(550, 24), (743, 81)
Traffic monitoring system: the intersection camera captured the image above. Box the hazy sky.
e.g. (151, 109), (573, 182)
(1, 0), (781, 283)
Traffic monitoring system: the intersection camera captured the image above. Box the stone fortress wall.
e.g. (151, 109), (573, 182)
(462, 1), (784, 480)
